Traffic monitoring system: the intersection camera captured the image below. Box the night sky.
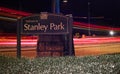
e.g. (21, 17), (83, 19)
(0, 0), (120, 34)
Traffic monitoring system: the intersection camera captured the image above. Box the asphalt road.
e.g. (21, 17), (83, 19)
(0, 36), (120, 57)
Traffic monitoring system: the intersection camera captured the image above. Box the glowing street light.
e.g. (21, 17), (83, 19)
(63, 0), (68, 3)
(109, 30), (114, 36)
(88, 2), (91, 36)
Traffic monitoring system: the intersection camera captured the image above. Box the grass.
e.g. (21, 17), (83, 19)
(0, 54), (120, 74)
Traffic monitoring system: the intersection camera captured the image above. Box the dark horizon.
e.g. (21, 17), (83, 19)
(0, 0), (120, 27)
(0, 0), (120, 36)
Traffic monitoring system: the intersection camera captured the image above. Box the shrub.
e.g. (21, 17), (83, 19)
(0, 54), (120, 74)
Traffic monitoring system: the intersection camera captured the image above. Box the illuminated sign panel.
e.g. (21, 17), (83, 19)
(21, 13), (69, 34)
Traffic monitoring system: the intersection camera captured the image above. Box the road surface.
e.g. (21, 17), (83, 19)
(0, 36), (120, 57)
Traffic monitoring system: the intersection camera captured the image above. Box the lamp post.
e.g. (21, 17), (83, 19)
(88, 2), (91, 36)
(52, 0), (68, 14)
(52, 0), (60, 14)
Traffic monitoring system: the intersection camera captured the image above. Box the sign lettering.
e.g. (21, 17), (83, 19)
(21, 14), (69, 34)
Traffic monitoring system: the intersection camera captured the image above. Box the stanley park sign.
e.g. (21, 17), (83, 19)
(17, 13), (74, 58)
(21, 13), (69, 34)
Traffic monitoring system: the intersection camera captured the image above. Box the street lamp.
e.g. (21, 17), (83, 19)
(109, 30), (114, 36)
(63, 0), (68, 3)
(88, 2), (91, 36)
(52, 0), (68, 14)
(52, 0), (60, 14)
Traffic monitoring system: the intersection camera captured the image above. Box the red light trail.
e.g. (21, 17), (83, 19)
(0, 36), (120, 46)
(74, 37), (120, 45)
(0, 7), (120, 31)
(0, 7), (31, 16)
(73, 22), (120, 31)
(0, 36), (120, 57)
(0, 36), (37, 46)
